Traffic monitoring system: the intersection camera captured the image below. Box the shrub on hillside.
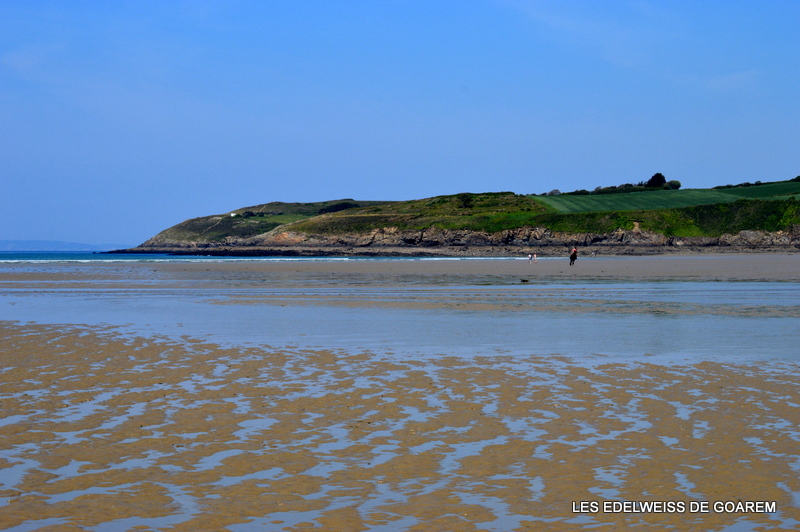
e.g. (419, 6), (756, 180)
(319, 202), (360, 215)
(647, 173), (667, 188)
(456, 193), (474, 209)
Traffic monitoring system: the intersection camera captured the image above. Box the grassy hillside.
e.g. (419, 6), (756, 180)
(286, 192), (550, 234)
(152, 200), (390, 242)
(145, 179), (800, 245)
(286, 184), (800, 238)
(536, 180), (800, 213)
(535, 199), (800, 237)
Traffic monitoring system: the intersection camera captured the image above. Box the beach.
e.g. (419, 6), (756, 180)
(15, 253), (797, 282)
(1, 254), (799, 530)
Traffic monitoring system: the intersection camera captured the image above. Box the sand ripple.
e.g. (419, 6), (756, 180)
(1, 322), (799, 530)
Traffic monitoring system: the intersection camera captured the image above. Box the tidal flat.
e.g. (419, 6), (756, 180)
(0, 255), (799, 530)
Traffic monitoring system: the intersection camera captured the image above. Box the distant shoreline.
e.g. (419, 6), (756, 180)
(6, 253), (800, 283)
(110, 243), (800, 258)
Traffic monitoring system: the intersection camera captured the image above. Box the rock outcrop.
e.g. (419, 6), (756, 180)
(126, 225), (800, 256)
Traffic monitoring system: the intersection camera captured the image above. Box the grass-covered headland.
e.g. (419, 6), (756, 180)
(137, 177), (800, 251)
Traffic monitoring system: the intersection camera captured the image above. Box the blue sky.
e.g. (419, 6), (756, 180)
(2, 1), (798, 246)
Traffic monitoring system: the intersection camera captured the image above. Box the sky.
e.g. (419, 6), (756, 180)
(2, 1), (799, 247)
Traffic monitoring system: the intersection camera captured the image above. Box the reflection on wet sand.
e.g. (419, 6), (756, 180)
(1, 322), (798, 531)
(211, 285), (800, 318)
(3, 257), (799, 363)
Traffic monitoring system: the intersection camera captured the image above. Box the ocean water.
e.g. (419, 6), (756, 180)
(1, 253), (798, 364)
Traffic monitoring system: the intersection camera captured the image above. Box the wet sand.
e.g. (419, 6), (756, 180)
(1, 254), (799, 288)
(1, 320), (799, 531)
(146, 253), (800, 282)
(1, 255), (799, 530)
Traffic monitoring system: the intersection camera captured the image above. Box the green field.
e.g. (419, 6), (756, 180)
(536, 180), (800, 213)
(528, 199), (800, 237)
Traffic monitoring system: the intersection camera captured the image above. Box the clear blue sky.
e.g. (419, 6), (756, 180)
(2, 1), (798, 246)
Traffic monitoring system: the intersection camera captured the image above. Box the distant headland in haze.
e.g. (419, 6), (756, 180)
(1, 240), (134, 252)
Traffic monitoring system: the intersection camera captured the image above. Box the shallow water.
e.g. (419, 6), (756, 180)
(1, 257), (798, 363)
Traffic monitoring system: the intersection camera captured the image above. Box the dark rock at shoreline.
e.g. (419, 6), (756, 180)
(117, 225), (800, 256)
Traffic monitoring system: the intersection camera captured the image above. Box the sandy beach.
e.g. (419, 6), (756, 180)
(143, 253), (800, 282)
(1, 322), (798, 531)
(1, 254), (799, 530)
(2, 253), (799, 285)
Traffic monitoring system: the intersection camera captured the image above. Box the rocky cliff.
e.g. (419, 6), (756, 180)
(128, 224), (800, 256)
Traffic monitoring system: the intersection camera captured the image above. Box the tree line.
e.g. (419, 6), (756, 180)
(542, 173), (682, 196)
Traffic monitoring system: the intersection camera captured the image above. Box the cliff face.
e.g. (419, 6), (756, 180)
(131, 225), (800, 256)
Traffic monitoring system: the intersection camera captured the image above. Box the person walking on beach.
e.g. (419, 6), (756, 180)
(569, 247), (577, 266)
(528, 253), (532, 263)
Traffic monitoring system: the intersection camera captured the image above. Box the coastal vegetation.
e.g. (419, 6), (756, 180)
(538, 177), (800, 213)
(533, 198), (800, 237)
(550, 172), (682, 197)
(289, 192), (550, 235)
(284, 178), (800, 238)
(154, 200), (391, 242)
(146, 177), (800, 244)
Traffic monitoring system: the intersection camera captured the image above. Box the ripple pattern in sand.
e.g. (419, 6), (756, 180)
(1, 322), (799, 530)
